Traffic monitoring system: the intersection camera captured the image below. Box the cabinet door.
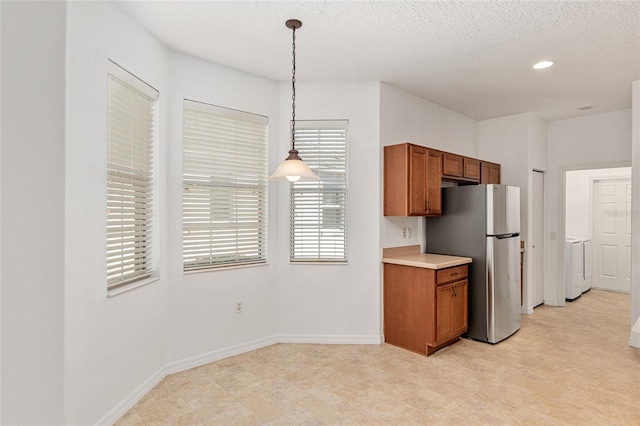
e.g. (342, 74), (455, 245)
(435, 282), (455, 343)
(463, 158), (480, 181)
(480, 162), (491, 184)
(408, 145), (428, 215)
(480, 162), (501, 184)
(426, 150), (442, 215)
(436, 279), (468, 344)
(442, 153), (463, 178)
(451, 280), (468, 336)
(489, 164), (501, 184)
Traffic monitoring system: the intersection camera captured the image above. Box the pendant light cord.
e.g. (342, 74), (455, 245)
(291, 24), (297, 151)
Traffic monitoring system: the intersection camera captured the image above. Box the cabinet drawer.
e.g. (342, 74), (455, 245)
(436, 265), (468, 284)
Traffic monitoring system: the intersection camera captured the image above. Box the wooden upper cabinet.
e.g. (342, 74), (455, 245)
(442, 153), (463, 178)
(442, 153), (480, 182)
(480, 161), (501, 184)
(463, 157), (480, 181)
(384, 143), (441, 216)
(384, 143), (500, 216)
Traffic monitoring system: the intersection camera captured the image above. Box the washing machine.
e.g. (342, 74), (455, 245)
(565, 236), (593, 302)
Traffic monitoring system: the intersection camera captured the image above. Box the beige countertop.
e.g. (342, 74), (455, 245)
(382, 245), (472, 270)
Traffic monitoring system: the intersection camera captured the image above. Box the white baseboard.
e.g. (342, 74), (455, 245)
(277, 333), (383, 345)
(164, 335), (279, 375)
(521, 306), (534, 315)
(629, 317), (640, 348)
(96, 366), (166, 426)
(100, 334), (382, 425)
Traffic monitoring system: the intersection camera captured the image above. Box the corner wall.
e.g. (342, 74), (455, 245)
(64, 2), (170, 424)
(546, 109), (632, 306)
(166, 52), (280, 364)
(1, 2), (66, 423)
(276, 81), (383, 342)
(379, 83), (478, 251)
(478, 112), (547, 313)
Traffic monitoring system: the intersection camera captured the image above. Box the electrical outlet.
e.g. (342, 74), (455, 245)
(235, 300), (243, 314)
(402, 228), (407, 239)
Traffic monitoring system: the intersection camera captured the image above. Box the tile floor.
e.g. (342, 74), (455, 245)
(116, 290), (640, 425)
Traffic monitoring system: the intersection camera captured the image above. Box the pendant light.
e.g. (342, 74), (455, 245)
(269, 19), (320, 182)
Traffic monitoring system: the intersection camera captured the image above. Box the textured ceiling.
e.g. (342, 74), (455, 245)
(116, 1), (640, 121)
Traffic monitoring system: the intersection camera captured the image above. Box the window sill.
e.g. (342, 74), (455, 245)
(183, 261), (268, 275)
(107, 276), (160, 298)
(289, 260), (349, 265)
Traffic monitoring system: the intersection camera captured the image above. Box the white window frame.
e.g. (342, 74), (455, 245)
(106, 61), (159, 295)
(182, 100), (268, 271)
(290, 120), (349, 263)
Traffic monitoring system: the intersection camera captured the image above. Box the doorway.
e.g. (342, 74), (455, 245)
(564, 167), (632, 297)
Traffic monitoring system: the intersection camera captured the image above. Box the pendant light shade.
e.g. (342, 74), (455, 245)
(269, 149), (319, 182)
(269, 19), (320, 182)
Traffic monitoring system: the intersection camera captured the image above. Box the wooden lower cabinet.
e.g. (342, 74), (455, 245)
(384, 263), (469, 356)
(435, 280), (468, 345)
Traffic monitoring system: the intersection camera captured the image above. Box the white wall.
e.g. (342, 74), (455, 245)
(630, 81), (640, 348)
(478, 112), (547, 313)
(276, 82), (383, 342)
(166, 52), (280, 363)
(379, 83), (479, 250)
(65, 2), (170, 424)
(546, 109), (632, 306)
(565, 167), (632, 238)
(1, 2), (66, 423)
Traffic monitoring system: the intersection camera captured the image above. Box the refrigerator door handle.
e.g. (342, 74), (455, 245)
(486, 237), (495, 342)
(492, 232), (520, 239)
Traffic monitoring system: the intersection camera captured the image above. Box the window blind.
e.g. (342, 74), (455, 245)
(290, 121), (348, 262)
(107, 62), (158, 290)
(183, 100), (268, 271)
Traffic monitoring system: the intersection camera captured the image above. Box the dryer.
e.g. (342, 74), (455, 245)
(565, 238), (583, 301)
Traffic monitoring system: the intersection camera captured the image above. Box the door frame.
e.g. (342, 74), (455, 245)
(529, 169), (545, 311)
(557, 161), (631, 305)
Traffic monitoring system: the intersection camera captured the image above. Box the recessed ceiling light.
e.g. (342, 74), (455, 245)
(533, 60), (554, 70)
(577, 106), (594, 111)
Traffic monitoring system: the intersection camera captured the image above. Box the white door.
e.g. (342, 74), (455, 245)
(532, 170), (544, 306)
(592, 179), (631, 292)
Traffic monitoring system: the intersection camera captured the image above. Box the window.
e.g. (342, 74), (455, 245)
(182, 100), (268, 271)
(107, 61), (158, 291)
(290, 121), (348, 262)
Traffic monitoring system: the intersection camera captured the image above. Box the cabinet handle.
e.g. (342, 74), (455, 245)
(426, 200), (430, 212)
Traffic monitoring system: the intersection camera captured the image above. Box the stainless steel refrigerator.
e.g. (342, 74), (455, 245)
(426, 184), (521, 344)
